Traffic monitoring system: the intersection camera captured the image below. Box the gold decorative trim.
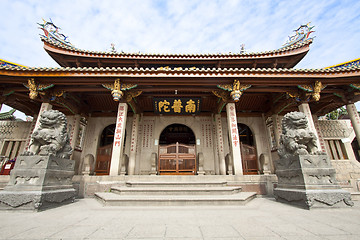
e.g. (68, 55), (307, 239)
(125, 90), (142, 102)
(23, 78), (54, 99)
(298, 81), (326, 101)
(212, 90), (230, 102)
(102, 78), (138, 101)
(217, 79), (251, 102)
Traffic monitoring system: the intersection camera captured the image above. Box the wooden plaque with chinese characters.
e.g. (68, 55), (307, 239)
(153, 98), (201, 115)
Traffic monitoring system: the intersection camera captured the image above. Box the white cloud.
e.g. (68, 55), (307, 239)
(1, 0), (360, 118)
(1, 0), (359, 67)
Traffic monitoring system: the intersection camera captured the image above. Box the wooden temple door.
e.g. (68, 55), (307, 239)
(238, 123), (259, 175)
(240, 143), (259, 175)
(158, 142), (196, 175)
(95, 144), (112, 175)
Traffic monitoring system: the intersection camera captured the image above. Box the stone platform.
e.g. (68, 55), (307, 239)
(274, 155), (353, 209)
(0, 155), (76, 211)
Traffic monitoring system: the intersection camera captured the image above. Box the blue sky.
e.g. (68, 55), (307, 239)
(1, 0), (360, 119)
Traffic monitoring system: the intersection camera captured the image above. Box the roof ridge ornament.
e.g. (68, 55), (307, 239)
(282, 22), (315, 48)
(38, 18), (74, 48)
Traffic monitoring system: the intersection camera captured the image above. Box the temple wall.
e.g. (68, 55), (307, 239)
(318, 119), (360, 191)
(0, 121), (32, 141)
(0, 121), (32, 161)
(80, 115), (133, 174)
(136, 115), (217, 175)
(0, 121), (32, 188)
(79, 114), (276, 176)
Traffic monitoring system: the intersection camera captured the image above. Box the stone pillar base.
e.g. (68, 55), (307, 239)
(0, 188), (76, 211)
(0, 155), (76, 211)
(274, 188), (353, 209)
(274, 155), (354, 209)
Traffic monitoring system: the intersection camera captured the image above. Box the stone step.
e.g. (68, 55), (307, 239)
(111, 186), (242, 195)
(125, 181), (227, 187)
(95, 192), (257, 206)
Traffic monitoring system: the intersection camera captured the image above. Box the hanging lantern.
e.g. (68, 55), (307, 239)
(111, 89), (123, 101)
(230, 90), (242, 102)
(102, 79), (138, 102)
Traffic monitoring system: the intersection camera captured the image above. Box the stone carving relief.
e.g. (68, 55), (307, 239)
(23, 110), (72, 158)
(318, 120), (352, 138)
(278, 112), (324, 158)
(15, 176), (39, 185)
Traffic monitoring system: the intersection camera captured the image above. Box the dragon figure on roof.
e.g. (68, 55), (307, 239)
(282, 22), (315, 48)
(38, 18), (73, 48)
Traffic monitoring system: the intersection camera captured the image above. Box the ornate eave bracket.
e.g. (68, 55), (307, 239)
(102, 79), (139, 101)
(286, 89), (311, 102)
(217, 79), (251, 102)
(23, 78), (54, 100)
(297, 81), (326, 101)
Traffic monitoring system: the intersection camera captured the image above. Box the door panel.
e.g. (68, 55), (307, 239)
(158, 142), (196, 175)
(241, 143), (259, 175)
(95, 144), (112, 175)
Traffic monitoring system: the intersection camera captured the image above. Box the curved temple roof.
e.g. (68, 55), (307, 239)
(38, 20), (315, 69)
(41, 36), (313, 69)
(0, 21), (358, 118)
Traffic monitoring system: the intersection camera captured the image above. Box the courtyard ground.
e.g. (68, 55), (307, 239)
(0, 197), (359, 240)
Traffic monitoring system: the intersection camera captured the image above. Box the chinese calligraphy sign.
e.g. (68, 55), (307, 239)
(154, 98), (201, 114)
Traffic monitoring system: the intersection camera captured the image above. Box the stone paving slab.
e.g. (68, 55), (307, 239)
(0, 198), (359, 239)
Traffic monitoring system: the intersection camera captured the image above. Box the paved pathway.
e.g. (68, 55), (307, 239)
(1, 198), (359, 239)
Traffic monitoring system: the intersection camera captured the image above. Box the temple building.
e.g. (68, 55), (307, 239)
(1, 21), (360, 202)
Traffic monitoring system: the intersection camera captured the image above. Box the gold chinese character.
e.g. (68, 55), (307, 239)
(172, 99), (183, 113)
(185, 99), (196, 113)
(159, 100), (170, 112)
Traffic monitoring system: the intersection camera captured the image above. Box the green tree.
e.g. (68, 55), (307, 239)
(325, 106), (347, 120)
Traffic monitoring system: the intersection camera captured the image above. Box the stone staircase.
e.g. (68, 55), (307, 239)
(95, 180), (257, 206)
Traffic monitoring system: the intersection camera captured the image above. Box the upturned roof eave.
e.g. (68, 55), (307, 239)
(1, 63), (360, 75)
(41, 36), (313, 61)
